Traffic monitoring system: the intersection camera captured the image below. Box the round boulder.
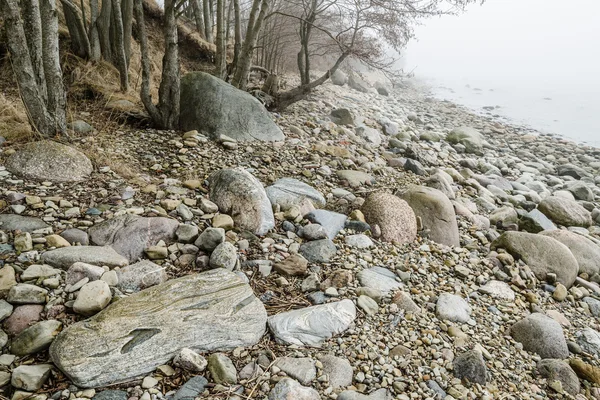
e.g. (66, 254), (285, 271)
(7, 141), (93, 182)
(360, 192), (417, 244)
(540, 229), (600, 277)
(538, 196), (592, 227)
(399, 185), (459, 247)
(511, 313), (569, 359)
(491, 231), (579, 288)
(179, 72), (284, 142)
(208, 168), (275, 236)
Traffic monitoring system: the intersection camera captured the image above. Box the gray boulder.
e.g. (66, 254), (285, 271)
(576, 328), (600, 357)
(268, 299), (356, 347)
(305, 210), (347, 239)
(537, 359), (581, 395)
(179, 72), (284, 141)
(491, 231), (579, 288)
(361, 192), (417, 244)
(453, 350), (487, 385)
(88, 215), (179, 263)
(319, 355), (353, 388)
(446, 127), (483, 154)
(399, 185), (460, 246)
(209, 168), (275, 236)
(348, 75), (370, 93)
(540, 229), (600, 277)
(6, 140), (93, 182)
(538, 196), (592, 227)
(266, 178), (326, 211)
(436, 293), (471, 323)
(330, 70), (348, 86)
(511, 313), (569, 359)
(50, 269), (267, 388)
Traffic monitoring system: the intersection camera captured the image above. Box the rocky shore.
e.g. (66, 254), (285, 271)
(1, 75), (600, 400)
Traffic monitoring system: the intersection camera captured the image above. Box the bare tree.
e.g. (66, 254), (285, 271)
(1, 0), (67, 136)
(214, 0), (227, 78)
(202, 0), (213, 42)
(271, 0), (482, 109)
(135, 0), (180, 129)
(231, 0), (270, 89)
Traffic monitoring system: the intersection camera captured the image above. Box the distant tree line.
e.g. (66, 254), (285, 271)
(0, 0), (481, 137)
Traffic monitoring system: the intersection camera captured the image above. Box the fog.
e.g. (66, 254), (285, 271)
(404, 0), (600, 90)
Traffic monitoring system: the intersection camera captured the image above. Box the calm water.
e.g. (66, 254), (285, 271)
(415, 77), (600, 148)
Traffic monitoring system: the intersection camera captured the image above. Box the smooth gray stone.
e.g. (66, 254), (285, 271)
(299, 239), (337, 263)
(0, 215), (49, 232)
(266, 178), (326, 211)
(305, 210), (347, 240)
(88, 215), (179, 263)
(576, 328), (600, 357)
(172, 376), (208, 400)
(273, 357), (316, 385)
(519, 209), (556, 233)
(209, 168), (274, 236)
(337, 389), (392, 400)
(268, 299), (356, 347)
(436, 293), (472, 323)
(511, 313), (569, 359)
(492, 231), (578, 288)
(50, 269), (266, 388)
(540, 229), (600, 277)
(357, 267), (402, 294)
(268, 378), (320, 400)
(41, 246), (128, 269)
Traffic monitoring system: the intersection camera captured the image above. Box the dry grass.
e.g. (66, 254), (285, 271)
(0, 0), (216, 142)
(0, 92), (33, 141)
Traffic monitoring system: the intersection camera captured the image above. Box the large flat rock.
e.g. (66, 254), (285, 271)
(50, 269), (267, 387)
(0, 215), (49, 232)
(6, 141), (93, 182)
(41, 246), (128, 269)
(88, 215), (179, 263)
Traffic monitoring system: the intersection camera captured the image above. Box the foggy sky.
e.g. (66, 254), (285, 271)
(404, 0), (600, 89)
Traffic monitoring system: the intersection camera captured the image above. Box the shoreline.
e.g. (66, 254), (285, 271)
(408, 75), (600, 150)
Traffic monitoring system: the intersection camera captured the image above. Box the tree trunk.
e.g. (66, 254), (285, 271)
(231, 0), (269, 89)
(133, 0), (160, 123)
(214, 0), (226, 79)
(134, 0), (180, 129)
(0, 0), (53, 135)
(41, 0), (67, 134)
(157, 0), (180, 129)
(191, 0), (205, 37)
(89, 0), (101, 60)
(277, 51), (349, 110)
(110, 0), (129, 91)
(228, 0), (241, 78)
(121, 0), (133, 67)
(98, 0), (112, 60)
(61, 0), (92, 58)
(202, 0), (212, 43)
(21, 0), (47, 103)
